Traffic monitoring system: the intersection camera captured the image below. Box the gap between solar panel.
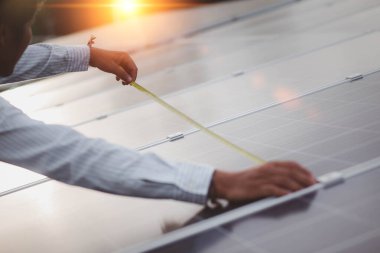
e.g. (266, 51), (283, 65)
(130, 81), (266, 164)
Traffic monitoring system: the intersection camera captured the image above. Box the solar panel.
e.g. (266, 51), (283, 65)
(0, 163), (46, 195)
(195, 0), (380, 38)
(72, 31), (380, 151)
(29, 29), (380, 126)
(125, 71), (380, 252)
(1, 0), (380, 252)
(4, 0), (380, 123)
(1, 0), (300, 196)
(140, 71), (380, 172)
(1, 0), (294, 106)
(138, 166), (380, 253)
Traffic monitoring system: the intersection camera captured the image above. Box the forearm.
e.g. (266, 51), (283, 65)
(0, 97), (214, 204)
(0, 44), (90, 84)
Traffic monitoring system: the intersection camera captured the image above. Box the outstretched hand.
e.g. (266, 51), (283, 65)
(89, 47), (138, 84)
(211, 161), (317, 203)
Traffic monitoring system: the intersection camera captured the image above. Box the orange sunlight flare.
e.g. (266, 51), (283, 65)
(114, 0), (139, 14)
(273, 87), (301, 110)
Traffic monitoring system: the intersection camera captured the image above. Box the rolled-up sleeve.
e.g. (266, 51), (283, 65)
(0, 97), (214, 204)
(0, 44), (90, 84)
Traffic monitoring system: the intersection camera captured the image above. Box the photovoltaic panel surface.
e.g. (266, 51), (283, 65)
(57, 31), (380, 154)
(4, 0), (380, 120)
(140, 167), (380, 253)
(121, 70), (380, 253)
(1, 0), (380, 252)
(145, 70), (380, 175)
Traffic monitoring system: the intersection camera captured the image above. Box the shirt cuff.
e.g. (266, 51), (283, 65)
(65, 45), (90, 72)
(173, 161), (215, 205)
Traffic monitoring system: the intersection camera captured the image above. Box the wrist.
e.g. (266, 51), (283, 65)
(210, 170), (233, 200)
(89, 47), (100, 68)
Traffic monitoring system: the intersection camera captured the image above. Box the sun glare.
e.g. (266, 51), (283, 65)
(114, 0), (139, 14)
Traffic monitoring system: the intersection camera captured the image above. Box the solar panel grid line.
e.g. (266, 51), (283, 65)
(0, 178), (50, 198)
(3, 64), (378, 198)
(2, 1), (380, 250)
(45, 0), (294, 50)
(182, 0), (299, 38)
(231, 182), (380, 251)
(296, 197), (374, 228)
(228, 1), (380, 39)
(20, 28), (380, 129)
(211, 138), (355, 176)
(7, 5), (380, 120)
(246, 213), (373, 252)
(58, 67), (374, 176)
(253, 114), (380, 155)
(311, 1), (380, 31)
(2, 0), (378, 105)
(220, 134), (356, 168)
(195, 0), (380, 38)
(125, 68), (380, 155)
(122, 184), (323, 253)
(314, 228), (380, 253)
(127, 165), (380, 253)
(135, 0), (300, 51)
(281, 114), (380, 144)
(122, 69), (380, 251)
(214, 226), (271, 253)
(278, 194), (380, 253)
(131, 81), (266, 164)
(218, 119), (380, 171)
(27, 29), (379, 120)
(304, 158), (354, 174)
(0, 0), (297, 103)
(247, 208), (335, 244)
(176, 64), (379, 127)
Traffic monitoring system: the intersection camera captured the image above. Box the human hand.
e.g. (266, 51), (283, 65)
(89, 47), (138, 84)
(210, 161), (317, 203)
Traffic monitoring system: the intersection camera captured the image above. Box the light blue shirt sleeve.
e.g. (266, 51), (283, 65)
(0, 44), (215, 204)
(0, 44), (90, 84)
(0, 96), (215, 204)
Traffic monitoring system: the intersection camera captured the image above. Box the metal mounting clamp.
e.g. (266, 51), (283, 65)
(346, 73), (363, 82)
(167, 132), (184, 142)
(318, 171), (345, 188)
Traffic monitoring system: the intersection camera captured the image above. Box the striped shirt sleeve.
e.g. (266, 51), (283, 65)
(0, 96), (215, 204)
(0, 44), (90, 84)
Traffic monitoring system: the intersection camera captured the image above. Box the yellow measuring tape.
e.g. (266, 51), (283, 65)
(131, 81), (266, 164)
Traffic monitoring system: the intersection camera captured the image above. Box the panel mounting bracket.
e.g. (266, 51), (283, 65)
(232, 70), (245, 77)
(318, 171), (345, 188)
(167, 132), (184, 142)
(346, 73), (363, 82)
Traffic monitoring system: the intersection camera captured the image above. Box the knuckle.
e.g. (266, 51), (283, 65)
(261, 185), (274, 195)
(286, 160), (299, 167)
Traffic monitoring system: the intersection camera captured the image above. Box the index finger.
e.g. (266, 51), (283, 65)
(120, 55), (138, 81)
(274, 161), (315, 179)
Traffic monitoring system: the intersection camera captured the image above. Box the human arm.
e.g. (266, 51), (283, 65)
(0, 96), (316, 204)
(0, 43), (137, 85)
(0, 44), (90, 84)
(0, 96), (213, 204)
